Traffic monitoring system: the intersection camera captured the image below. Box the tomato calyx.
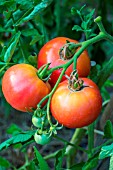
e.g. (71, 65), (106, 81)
(59, 41), (79, 60)
(37, 63), (51, 81)
(68, 70), (84, 91)
(49, 121), (63, 136)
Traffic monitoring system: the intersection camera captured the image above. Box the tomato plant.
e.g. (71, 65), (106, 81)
(2, 64), (50, 112)
(1, 1), (113, 170)
(50, 78), (102, 128)
(37, 37), (91, 86)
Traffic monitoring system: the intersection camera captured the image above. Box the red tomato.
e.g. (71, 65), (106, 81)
(2, 64), (50, 112)
(50, 78), (102, 128)
(37, 37), (91, 86)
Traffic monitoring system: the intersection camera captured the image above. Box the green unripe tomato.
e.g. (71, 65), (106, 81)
(34, 131), (51, 145)
(32, 115), (45, 128)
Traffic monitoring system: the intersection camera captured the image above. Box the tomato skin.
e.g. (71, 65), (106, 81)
(37, 37), (91, 86)
(34, 131), (51, 145)
(2, 64), (50, 112)
(32, 115), (45, 128)
(50, 78), (102, 128)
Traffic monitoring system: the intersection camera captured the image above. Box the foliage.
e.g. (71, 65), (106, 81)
(0, 0), (113, 169)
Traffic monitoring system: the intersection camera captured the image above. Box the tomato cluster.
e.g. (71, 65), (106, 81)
(2, 37), (102, 144)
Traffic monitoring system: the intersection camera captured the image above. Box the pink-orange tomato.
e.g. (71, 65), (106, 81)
(50, 78), (102, 128)
(2, 64), (50, 112)
(37, 37), (91, 86)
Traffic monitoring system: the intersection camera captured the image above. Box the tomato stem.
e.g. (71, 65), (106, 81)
(37, 15), (113, 146)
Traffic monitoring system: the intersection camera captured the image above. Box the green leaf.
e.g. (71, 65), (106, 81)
(26, 160), (36, 170)
(109, 156), (113, 170)
(17, 0), (53, 25)
(70, 162), (85, 170)
(97, 56), (113, 88)
(30, 35), (44, 45)
(85, 9), (95, 21)
(72, 25), (83, 31)
(101, 86), (110, 101)
(55, 147), (66, 170)
(99, 143), (113, 159)
(0, 157), (11, 168)
(0, 0), (16, 11)
(82, 153), (99, 170)
(0, 131), (34, 151)
(13, 133), (33, 144)
(16, 0), (34, 10)
(0, 138), (13, 151)
(104, 80), (113, 87)
(3, 11), (11, 20)
(6, 123), (22, 135)
(4, 31), (21, 62)
(104, 120), (113, 139)
(71, 7), (77, 15)
(21, 28), (38, 37)
(89, 64), (101, 83)
(34, 146), (50, 170)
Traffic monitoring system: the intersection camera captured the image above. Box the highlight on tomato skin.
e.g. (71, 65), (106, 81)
(37, 37), (91, 86)
(2, 64), (51, 112)
(50, 78), (102, 128)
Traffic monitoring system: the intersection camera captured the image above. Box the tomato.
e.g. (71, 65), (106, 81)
(50, 78), (102, 128)
(37, 37), (91, 86)
(2, 64), (50, 112)
(34, 131), (51, 145)
(32, 115), (45, 128)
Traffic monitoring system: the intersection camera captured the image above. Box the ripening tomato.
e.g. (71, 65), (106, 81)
(2, 64), (50, 112)
(50, 78), (102, 128)
(37, 37), (91, 86)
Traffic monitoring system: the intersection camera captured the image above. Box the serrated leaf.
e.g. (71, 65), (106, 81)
(6, 123), (22, 135)
(109, 156), (113, 170)
(72, 25), (83, 31)
(0, 138), (14, 151)
(13, 133), (33, 144)
(82, 153), (99, 170)
(0, 131), (34, 151)
(17, 0), (53, 25)
(4, 31), (21, 62)
(104, 120), (113, 139)
(55, 147), (66, 170)
(34, 146), (50, 170)
(99, 143), (113, 159)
